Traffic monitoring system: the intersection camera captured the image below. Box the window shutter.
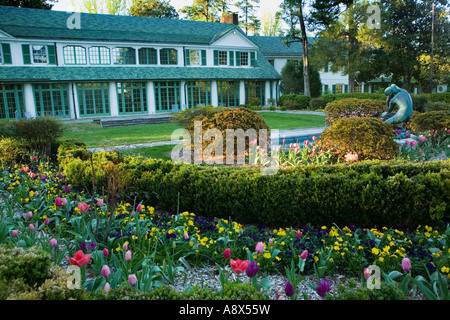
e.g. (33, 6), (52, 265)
(1, 43), (12, 64)
(184, 49), (190, 66)
(324, 63), (329, 73)
(213, 50), (219, 66)
(250, 52), (256, 67)
(47, 44), (56, 65)
(324, 85), (329, 94)
(22, 44), (31, 64)
(344, 84), (348, 93)
(332, 84), (336, 94)
(235, 51), (241, 66)
(229, 51), (234, 66)
(201, 50), (206, 66)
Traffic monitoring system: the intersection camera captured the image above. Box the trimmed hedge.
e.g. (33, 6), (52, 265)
(324, 98), (386, 125)
(278, 95), (311, 110)
(63, 154), (449, 231)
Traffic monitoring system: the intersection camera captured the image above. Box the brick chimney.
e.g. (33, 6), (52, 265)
(220, 13), (239, 25)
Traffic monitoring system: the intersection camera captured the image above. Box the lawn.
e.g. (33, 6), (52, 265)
(62, 112), (326, 148)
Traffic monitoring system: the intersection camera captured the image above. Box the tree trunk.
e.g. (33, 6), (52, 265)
(298, 3), (310, 97)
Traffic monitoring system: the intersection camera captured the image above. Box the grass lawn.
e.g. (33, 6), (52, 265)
(62, 112), (326, 154)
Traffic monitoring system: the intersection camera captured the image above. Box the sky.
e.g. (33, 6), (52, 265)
(52, 0), (285, 21)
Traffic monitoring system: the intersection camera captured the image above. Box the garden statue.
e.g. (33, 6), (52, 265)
(381, 84), (413, 128)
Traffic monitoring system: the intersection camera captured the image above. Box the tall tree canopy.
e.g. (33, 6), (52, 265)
(130, 0), (178, 19)
(72, 0), (129, 15)
(0, 0), (57, 9)
(179, 0), (229, 22)
(261, 10), (284, 36)
(235, 0), (261, 35)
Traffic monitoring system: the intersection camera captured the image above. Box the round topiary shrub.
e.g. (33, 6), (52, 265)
(409, 110), (450, 133)
(316, 117), (399, 161)
(324, 98), (386, 126)
(185, 107), (270, 162)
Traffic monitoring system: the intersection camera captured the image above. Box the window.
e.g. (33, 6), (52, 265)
(240, 52), (249, 66)
(154, 81), (181, 112)
(333, 84), (344, 94)
(113, 47), (136, 65)
(160, 48), (177, 65)
(217, 81), (240, 108)
(89, 47), (110, 65)
(76, 83), (110, 117)
(32, 45), (48, 64)
(189, 50), (200, 65)
(245, 81), (265, 106)
(138, 48), (157, 65)
(0, 84), (24, 119)
(116, 82), (147, 114)
(218, 51), (228, 66)
(33, 83), (70, 118)
(186, 81), (211, 108)
(288, 59), (300, 67)
(63, 46), (87, 65)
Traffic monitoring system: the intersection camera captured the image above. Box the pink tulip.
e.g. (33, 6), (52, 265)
(29, 224), (34, 231)
(255, 242), (264, 254)
(104, 282), (110, 293)
(128, 274), (137, 286)
(26, 211), (33, 219)
(28, 172), (36, 178)
(183, 232), (189, 240)
(50, 238), (58, 247)
(125, 250), (132, 261)
(304, 140), (310, 147)
(12, 230), (18, 238)
(223, 248), (231, 259)
(282, 138), (286, 144)
(410, 141), (417, 147)
(312, 136), (317, 141)
(32, 156), (37, 161)
(136, 204), (142, 212)
(55, 197), (63, 207)
(62, 198), (68, 205)
(420, 135), (427, 142)
(44, 218), (50, 226)
(402, 257), (412, 272)
(78, 202), (90, 213)
(300, 250), (308, 260)
(296, 230), (302, 239)
(97, 199), (104, 206)
(101, 265), (111, 278)
(363, 268), (371, 280)
(268, 238), (274, 246)
(123, 242), (128, 251)
(103, 248), (109, 256)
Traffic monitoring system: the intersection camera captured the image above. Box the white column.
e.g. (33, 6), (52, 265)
(239, 80), (246, 106)
(23, 83), (36, 118)
(109, 82), (119, 116)
(211, 80), (218, 107)
(272, 81), (278, 104)
(180, 81), (186, 110)
(147, 81), (156, 114)
(265, 81), (271, 105)
(68, 82), (78, 119)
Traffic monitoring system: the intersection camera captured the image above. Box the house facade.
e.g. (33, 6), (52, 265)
(0, 6), (280, 120)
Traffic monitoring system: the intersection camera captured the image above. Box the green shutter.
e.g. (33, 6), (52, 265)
(22, 44), (31, 64)
(332, 85), (336, 94)
(236, 51), (241, 66)
(185, 49), (190, 66)
(344, 84), (348, 93)
(324, 63), (329, 73)
(47, 44), (56, 65)
(1, 43), (12, 64)
(213, 50), (219, 66)
(250, 52), (256, 67)
(201, 50), (206, 66)
(229, 51), (234, 66)
(324, 85), (329, 94)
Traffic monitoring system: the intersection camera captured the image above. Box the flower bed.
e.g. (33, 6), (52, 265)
(0, 161), (449, 300)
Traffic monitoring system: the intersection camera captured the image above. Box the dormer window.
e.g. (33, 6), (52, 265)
(63, 45), (87, 65)
(32, 45), (48, 64)
(113, 47), (136, 65)
(240, 52), (249, 66)
(160, 48), (177, 65)
(89, 46), (110, 65)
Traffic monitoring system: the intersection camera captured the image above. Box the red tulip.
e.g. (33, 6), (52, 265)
(77, 202), (90, 213)
(223, 248), (231, 259)
(55, 197), (63, 207)
(300, 250), (308, 260)
(230, 259), (249, 274)
(66, 250), (91, 267)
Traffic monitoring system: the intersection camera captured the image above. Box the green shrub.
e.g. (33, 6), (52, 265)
(184, 107), (270, 161)
(309, 97), (324, 111)
(0, 138), (30, 166)
(0, 244), (51, 287)
(12, 116), (64, 158)
(278, 95), (311, 110)
(412, 95), (430, 113)
(324, 98), (386, 125)
(64, 154), (449, 230)
(316, 117), (399, 161)
(247, 97), (261, 106)
(409, 110), (450, 133)
(427, 92), (450, 105)
(320, 93), (385, 108)
(425, 101), (449, 113)
(170, 105), (224, 127)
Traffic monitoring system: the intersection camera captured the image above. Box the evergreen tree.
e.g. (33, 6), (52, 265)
(235, 0), (261, 35)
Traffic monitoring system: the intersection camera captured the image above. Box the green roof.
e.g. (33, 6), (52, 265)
(0, 64), (280, 82)
(248, 36), (314, 57)
(0, 6), (242, 45)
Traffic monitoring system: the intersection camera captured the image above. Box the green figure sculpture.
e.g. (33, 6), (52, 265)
(382, 84), (413, 128)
